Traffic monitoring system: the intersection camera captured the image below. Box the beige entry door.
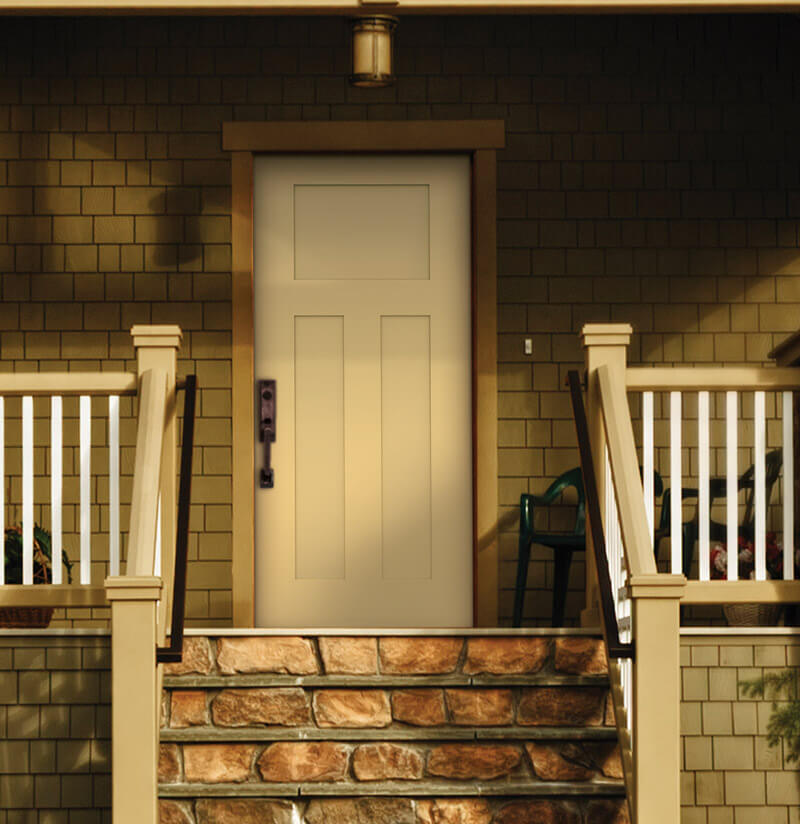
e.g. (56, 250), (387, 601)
(254, 154), (472, 627)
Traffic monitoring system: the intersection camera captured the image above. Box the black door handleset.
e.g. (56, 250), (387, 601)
(258, 379), (276, 489)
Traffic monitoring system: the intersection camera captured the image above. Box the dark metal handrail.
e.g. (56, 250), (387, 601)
(567, 370), (634, 660)
(157, 374), (197, 665)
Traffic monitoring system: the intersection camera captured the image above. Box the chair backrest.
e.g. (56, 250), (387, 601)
(741, 449), (783, 528)
(541, 467), (586, 536)
(530, 466), (661, 538)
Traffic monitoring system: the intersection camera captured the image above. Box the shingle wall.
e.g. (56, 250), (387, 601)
(681, 633), (800, 823)
(0, 14), (797, 625)
(0, 634), (110, 822)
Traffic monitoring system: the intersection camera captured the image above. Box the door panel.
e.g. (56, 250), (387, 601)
(380, 315), (432, 580)
(293, 184), (430, 280)
(254, 154), (472, 627)
(293, 315), (345, 580)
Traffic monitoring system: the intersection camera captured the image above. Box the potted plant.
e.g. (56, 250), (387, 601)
(2, 525), (73, 628)
(709, 532), (799, 625)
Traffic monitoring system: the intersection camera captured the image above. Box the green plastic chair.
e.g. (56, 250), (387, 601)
(659, 449), (783, 575)
(513, 468), (585, 628)
(514, 466), (664, 627)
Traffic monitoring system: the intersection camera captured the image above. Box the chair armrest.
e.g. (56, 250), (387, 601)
(520, 494), (532, 533)
(520, 492), (560, 533)
(656, 486), (699, 533)
(708, 477), (753, 500)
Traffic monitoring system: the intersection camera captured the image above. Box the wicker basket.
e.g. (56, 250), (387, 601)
(0, 607), (54, 628)
(723, 603), (783, 627)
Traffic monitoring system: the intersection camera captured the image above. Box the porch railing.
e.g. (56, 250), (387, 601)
(0, 324), (183, 824)
(578, 323), (800, 824)
(0, 373), (136, 605)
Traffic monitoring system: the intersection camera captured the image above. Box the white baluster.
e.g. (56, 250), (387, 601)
(629, 660), (634, 748)
(605, 447), (614, 599)
(22, 396), (33, 586)
(615, 497), (623, 622)
(51, 397), (63, 585)
(154, 495), (162, 578)
(625, 658), (633, 748)
(607, 449), (621, 620)
(109, 396), (120, 577)
(643, 391), (654, 543)
(698, 391), (710, 581)
(784, 391), (794, 580)
(754, 391), (766, 581)
(80, 395), (91, 586)
(726, 391), (738, 581)
(670, 391), (682, 574)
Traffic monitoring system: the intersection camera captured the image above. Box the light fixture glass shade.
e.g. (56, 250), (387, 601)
(350, 15), (397, 88)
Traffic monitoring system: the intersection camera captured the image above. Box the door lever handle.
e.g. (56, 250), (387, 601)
(258, 379), (276, 488)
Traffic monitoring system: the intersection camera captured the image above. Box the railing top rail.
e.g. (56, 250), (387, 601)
(683, 580), (800, 604)
(627, 366), (800, 392)
(127, 368), (167, 578)
(0, 373), (137, 396)
(598, 364), (658, 579)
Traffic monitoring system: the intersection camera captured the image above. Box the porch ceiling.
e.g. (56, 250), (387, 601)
(3, 0), (800, 13)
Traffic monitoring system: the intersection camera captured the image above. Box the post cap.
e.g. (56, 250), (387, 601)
(105, 575), (163, 601)
(581, 323), (633, 348)
(628, 573), (686, 599)
(130, 325), (183, 349)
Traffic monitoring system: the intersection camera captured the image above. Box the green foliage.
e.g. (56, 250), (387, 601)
(4, 525), (73, 585)
(741, 669), (800, 763)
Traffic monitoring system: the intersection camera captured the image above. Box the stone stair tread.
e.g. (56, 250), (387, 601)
(159, 635), (626, 811)
(161, 725), (618, 743)
(163, 673), (609, 689)
(159, 779), (626, 798)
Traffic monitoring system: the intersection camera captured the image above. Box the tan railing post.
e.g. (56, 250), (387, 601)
(629, 574), (685, 823)
(131, 324), (182, 641)
(105, 575), (162, 824)
(581, 323), (633, 627)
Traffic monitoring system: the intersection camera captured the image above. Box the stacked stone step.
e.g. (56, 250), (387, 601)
(159, 634), (628, 824)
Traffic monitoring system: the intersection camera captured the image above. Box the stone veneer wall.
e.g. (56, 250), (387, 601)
(159, 634), (624, 824)
(0, 633), (110, 823)
(2, 632), (800, 821)
(680, 633), (800, 823)
(0, 15), (797, 626)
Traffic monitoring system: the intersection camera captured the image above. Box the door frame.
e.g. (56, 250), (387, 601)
(223, 120), (505, 628)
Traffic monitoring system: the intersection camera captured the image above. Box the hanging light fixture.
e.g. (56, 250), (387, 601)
(350, 15), (398, 88)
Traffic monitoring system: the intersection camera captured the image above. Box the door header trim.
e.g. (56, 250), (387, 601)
(223, 120), (505, 153)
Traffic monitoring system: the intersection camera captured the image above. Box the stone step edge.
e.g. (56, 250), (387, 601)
(158, 780), (626, 799)
(163, 674), (609, 689)
(160, 726), (618, 743)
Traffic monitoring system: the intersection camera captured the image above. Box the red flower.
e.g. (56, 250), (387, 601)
(709, 532), (794, 581)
